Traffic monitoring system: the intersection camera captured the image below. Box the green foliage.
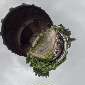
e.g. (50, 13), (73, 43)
(26, 54), (66, 77)
(26, 24), (75, 77)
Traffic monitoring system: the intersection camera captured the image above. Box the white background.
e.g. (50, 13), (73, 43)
(0, 0), (85, 85)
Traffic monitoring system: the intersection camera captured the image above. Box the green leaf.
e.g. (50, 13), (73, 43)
(26, 25), (75, 77)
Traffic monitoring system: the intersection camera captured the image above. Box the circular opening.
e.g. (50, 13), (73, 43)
(1, 4), (53, 56)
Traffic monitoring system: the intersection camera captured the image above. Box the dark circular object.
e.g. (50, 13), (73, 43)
(1, 4), (53, 56)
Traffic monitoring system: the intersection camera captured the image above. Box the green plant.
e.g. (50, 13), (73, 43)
(26, 24), (75, 77)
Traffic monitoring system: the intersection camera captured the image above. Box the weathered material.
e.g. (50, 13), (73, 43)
(1, 4), (53, 56)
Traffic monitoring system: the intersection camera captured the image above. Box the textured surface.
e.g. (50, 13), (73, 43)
(27, 26), (65, 60)
(1, 4), (53, 56)
(0, 0), (85, 85)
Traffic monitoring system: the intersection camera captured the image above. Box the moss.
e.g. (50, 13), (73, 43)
(26, 53), (67, 77)
(26, 25), (75, 77)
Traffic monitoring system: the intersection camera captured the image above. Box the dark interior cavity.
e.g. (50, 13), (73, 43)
(1, 4), (53, 56)
(20, 25), (33, 49)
